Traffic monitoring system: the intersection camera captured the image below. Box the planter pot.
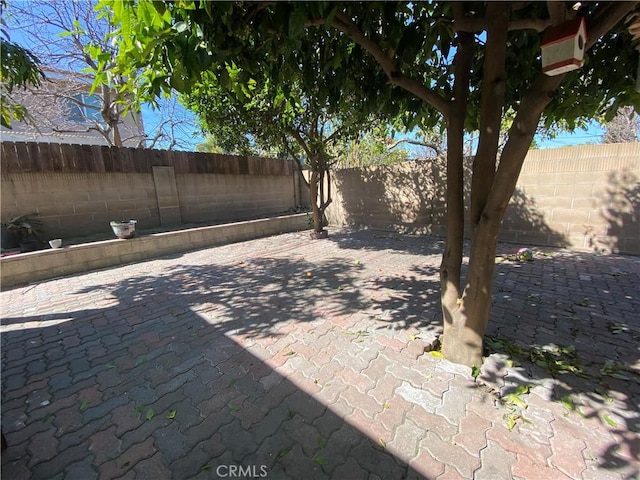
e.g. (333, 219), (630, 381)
(1, 224), (19, 250)
(19, 237), (41, 253)
(49, 239), (62, 249)
(110, 220), (137, 239)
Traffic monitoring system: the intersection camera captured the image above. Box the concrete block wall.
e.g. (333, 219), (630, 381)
(326, 159), (448, 236)
(326, 143), (640, 255)
(176, 174), (297, 224)
(1, 142), (304, 240)
(505, 143), (640, 254)
(1, 172), (160, 238)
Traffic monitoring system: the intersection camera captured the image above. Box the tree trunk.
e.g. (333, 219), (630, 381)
(441, 4), (509, 366)
(440, 26), (474, 360)
(309, 169), (322, 232)
(442, 65), (570, 366)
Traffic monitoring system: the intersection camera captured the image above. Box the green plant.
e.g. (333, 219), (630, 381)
(2, 213), (44, 251)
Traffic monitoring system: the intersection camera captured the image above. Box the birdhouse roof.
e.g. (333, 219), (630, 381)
(542, 17), (586, 47)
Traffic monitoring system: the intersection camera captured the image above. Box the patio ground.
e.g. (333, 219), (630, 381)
(1, 229), (639, 479)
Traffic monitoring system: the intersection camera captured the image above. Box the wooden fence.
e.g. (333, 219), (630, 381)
(0, 142), (296, 176)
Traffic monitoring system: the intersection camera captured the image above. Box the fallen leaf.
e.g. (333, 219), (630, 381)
(603, 415), (618, 428)
(277, 446), (292, 459)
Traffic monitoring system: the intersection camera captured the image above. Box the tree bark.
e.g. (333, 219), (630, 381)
(470, 3), (509, 236)
(440, 25), (474, 358)
(309, 169), (322, 232)
(442, 4), (509, 367)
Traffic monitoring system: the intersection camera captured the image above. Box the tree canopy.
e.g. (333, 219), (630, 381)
(0, 0), (43, 128)
(98, 0), (640, 366)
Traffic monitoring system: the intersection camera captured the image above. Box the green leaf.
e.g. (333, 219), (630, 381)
(229, 405), (240, 413)
(277, 446), (292, 459)
(506, 393), (527, 410)
(313, 456), (328, 466)
(145, 409), (155, 420)
(471, 365), (481, 379)
(514, 384), (532, 395)
(506, 413), (520, 431)
(79, 400), (89, 411)
(166, 410), (177, 419)
(603, 415), (618, 428)
(173, 21), (189, 33)
(560, 396), (576, 411)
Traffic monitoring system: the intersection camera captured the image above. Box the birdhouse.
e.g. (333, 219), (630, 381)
(541, 17), (587, 76)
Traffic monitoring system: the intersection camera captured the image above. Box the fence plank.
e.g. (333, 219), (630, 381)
(49, 143), (65, 171)
(90, 145), (106, 172)
(0, 141), (293, 176)
(15, 142), (34, 172)
(35, 143), (53, 172)
(1, 142), (19, 172)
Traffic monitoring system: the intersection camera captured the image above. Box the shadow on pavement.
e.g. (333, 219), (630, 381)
(1, 254), (439, 479)
(475, 251), (640, 478)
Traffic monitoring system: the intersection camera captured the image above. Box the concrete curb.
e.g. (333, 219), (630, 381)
(0, 213), (308, 288)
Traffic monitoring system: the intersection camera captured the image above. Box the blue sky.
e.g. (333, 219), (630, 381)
(535, 121), (606, 149)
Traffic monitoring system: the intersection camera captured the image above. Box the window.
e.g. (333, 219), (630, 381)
(66, 93), (103, 123)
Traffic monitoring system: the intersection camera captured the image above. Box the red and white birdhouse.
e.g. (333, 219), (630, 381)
(541, 17), (587, 76)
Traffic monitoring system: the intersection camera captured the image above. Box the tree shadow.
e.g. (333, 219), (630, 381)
(475, 251), (640, 478)
(1, 254), (440, 479)
(330, 161), (569, 250)
(330, 159), (448, 237)
(501, 187), (570, 248)
(588, 170), (640, 255)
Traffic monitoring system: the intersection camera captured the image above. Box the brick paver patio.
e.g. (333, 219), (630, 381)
(1, 229), (639, 479)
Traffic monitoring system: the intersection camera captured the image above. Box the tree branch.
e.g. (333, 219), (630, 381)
(471, 2), (509, 233)
(455, 16), (553, 33)
(388, 138), (442, 156)
(546, 1), (568, 24)
(329, 12), (450, 116)
(586, 2), (639, 50)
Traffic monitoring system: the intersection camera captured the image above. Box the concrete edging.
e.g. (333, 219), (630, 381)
(0, 214), (309, 288)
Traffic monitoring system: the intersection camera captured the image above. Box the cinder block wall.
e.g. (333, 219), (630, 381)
(1, 142), (304, 240)
(326, 143), (640, 255)
(506, 143), (639, 254)
(1, 172), (159, 238)
(176, 173), (299, 224)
